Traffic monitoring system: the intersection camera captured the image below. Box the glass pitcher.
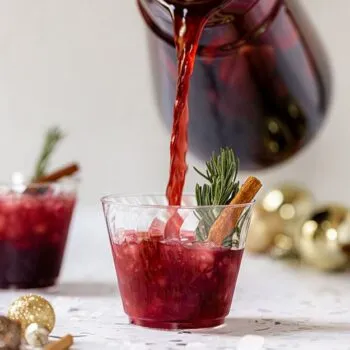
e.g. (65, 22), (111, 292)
(138, 0), (331, 170)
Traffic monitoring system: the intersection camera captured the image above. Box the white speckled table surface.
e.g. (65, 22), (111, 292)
(1, 206), (349, 350)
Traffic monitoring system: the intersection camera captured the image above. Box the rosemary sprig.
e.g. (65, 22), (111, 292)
(194, 147), (240, 206)
(194, 147), (248, 247)
(32, 127), (64, 181)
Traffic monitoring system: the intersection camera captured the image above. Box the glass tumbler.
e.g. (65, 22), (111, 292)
(0, 180), (77, 289)
(102, 194), (254, 330)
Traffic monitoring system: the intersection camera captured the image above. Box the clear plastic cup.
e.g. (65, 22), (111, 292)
(102, 194), (254, 330)
(0, 180), (77, 289)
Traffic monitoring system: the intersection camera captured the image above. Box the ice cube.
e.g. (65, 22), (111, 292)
(186, 243), (216, 272)
(199, 249), (215, 263)
(124, 242), (140, 261)
(124, 230), (139, 243)
(164, 212), (184, 239)
(149, 218), (165, 236)
(161, 239), (184, 264)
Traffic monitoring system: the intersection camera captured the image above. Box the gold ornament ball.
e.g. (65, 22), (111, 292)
(261, 183), (314, 230)
(260, 184), (314, 258)
(246, 203), (284, 253)
(296, 204), (350, 271)
(7, 294), (55, 335)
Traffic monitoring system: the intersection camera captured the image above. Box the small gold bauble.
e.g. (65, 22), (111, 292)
(296, 204), (350, 271)
(246, 204), (283, 253)
(7, 294), (55, 335)
(0, 316), (21, 350)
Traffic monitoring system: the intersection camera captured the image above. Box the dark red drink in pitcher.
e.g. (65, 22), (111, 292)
(138, 0), (331, 170)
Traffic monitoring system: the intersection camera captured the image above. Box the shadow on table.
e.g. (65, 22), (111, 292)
(47, 282), (118, 297)
(192, 317), (350, 337)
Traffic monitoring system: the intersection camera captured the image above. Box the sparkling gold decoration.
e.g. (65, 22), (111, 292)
(296, 204), (350, 271)
(24, 323), (49, 347)
(246, 203), (283, 253)
(7, 295), (55, 336)
(261, 184), (314, 230)
(247, 183), (350, 273)
(0, 316), (21, 350)
(261, 184), (314, 258)
(248, 184), (314, 258)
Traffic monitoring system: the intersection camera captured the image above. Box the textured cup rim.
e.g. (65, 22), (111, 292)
(0, 177), (80, 194)
(100, 193), (255, 210)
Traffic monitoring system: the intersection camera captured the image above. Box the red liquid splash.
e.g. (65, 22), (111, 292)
(165, 0), (255, 205)
(165, 1), (234, 238)
(166, 12), (207, 206)
(164, 7), (210, 239)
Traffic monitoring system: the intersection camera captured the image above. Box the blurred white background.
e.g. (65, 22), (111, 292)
(0, 0), (348, 206)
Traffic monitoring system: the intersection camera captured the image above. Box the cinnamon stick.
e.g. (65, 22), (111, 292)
(207, 176), (262, 245)
(35, 163), (80, 183)
(44, 334), (73, 350)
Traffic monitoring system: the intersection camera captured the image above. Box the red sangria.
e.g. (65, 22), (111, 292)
(102, 194), (255, 329)
(0, 182), (77, 289)
(112, 236), (243, 329)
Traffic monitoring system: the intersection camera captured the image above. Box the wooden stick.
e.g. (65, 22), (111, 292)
(207, 176), (262, 245)
(44, 334), (73, 350)
(35, 163), (80, 183)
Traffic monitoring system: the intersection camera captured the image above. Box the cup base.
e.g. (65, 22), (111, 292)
(0, 278), (57, 290)
(129, 317), (225, 330)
